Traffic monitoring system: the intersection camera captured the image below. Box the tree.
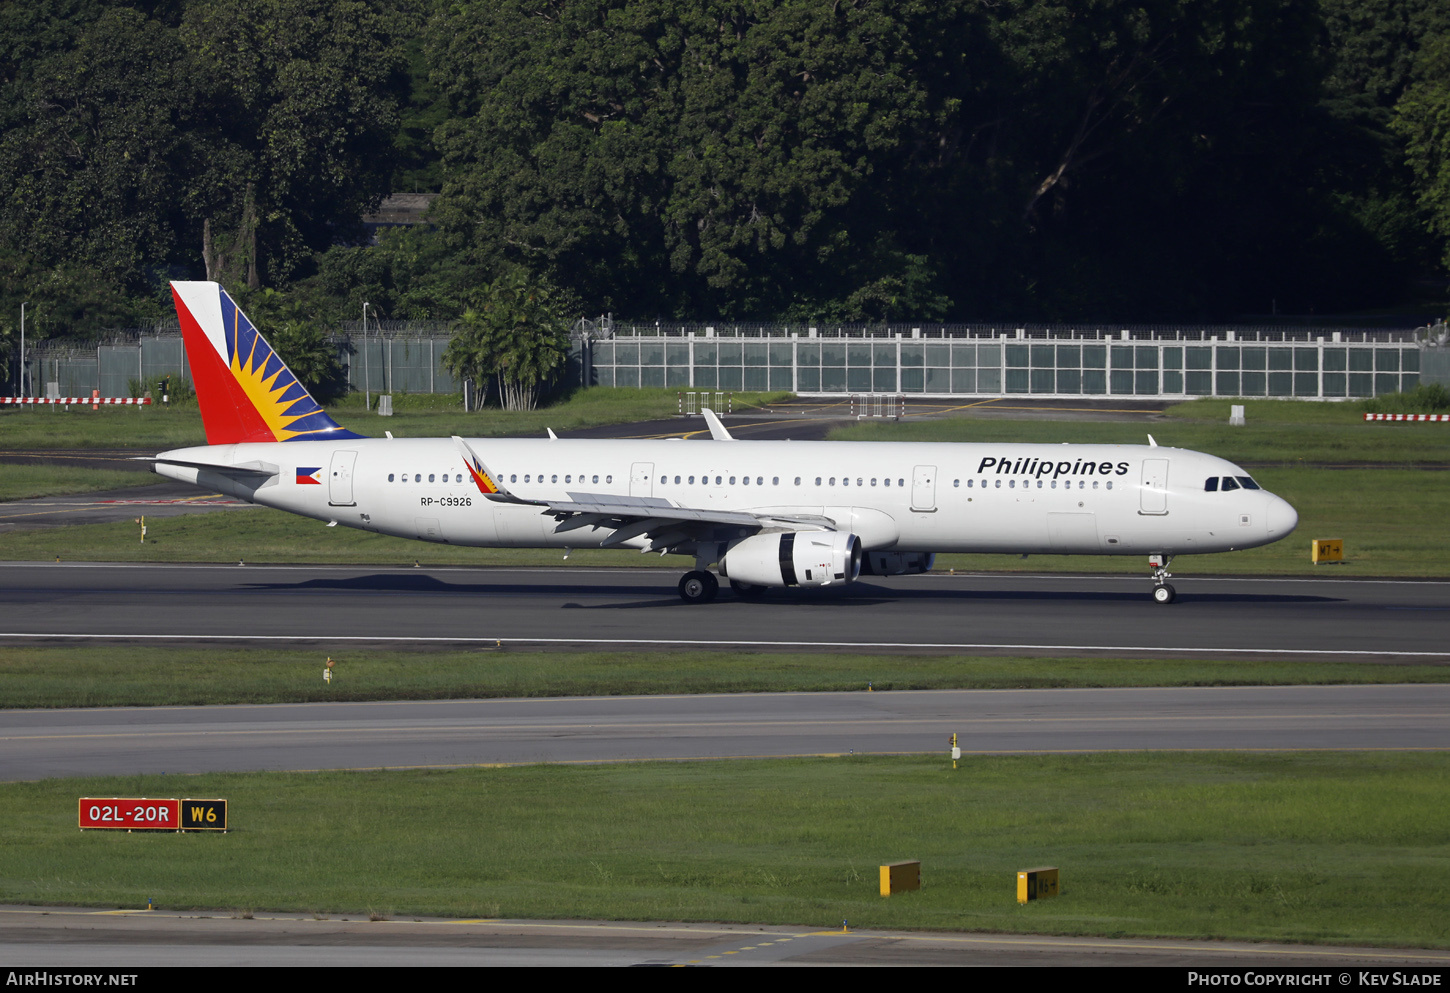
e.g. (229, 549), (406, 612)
(0, 4), (195, 286)
(1394, 32), (1450, 272)
(442, 270), (572, 411)
(179, 0), (416, 286)
(237, 288), (346, 402)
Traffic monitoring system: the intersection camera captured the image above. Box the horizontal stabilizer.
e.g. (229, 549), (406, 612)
(137, 456), (279, 479)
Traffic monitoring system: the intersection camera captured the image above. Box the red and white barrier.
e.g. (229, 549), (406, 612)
(0, 397), (151, 405)
(1363, 412), (1450, 422)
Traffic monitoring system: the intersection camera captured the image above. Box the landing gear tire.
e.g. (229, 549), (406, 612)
(679, 571), (719, 604)
(1152, 583), (1176, 605)
(731, 579), (767, 600)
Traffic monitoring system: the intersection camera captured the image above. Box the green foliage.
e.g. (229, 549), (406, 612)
(234, 288), (347, 403)
(442, 269), (573, 410)
(0, 0), (1447, 332)
(1362, 382), (1450, 414)
(1394, 32), (1450, 271)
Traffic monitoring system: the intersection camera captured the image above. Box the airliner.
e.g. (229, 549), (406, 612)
(150, 281), (1298, 604)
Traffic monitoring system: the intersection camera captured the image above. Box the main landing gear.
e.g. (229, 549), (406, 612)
(678, 570), (719, 604)
(1149, 554), (1176, 604)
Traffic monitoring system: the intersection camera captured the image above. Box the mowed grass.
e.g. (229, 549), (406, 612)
(836, 398), (1450, 464)
(5, 754), (1448, 946)
(2, 466), (1445, 576)
(0, 388), (787, 449)
(4, 645), (1446, 710)
(0, 465), (163, 502)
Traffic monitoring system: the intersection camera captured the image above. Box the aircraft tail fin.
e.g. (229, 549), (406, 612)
(170, 281), (363, 446)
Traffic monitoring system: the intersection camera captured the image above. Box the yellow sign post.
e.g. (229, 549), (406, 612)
(880, 861), (921, 896)
(1312, 539), (1343, 564)
(1017, 867), (1059, 904)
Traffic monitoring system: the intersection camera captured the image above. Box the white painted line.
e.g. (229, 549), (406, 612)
(0, 632), (1443, 657)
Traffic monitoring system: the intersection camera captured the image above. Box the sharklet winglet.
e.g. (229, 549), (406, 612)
(702, 408), (734, 441)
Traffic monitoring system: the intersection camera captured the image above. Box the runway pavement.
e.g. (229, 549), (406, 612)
(0, 563), (1446, 659)
(4, 906), (1448, 968)
(4, 684), (1446, 779)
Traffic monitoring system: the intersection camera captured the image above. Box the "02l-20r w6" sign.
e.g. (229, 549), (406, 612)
(79, 798), (228, 832)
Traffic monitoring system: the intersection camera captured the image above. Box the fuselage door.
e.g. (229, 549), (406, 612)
(329, 450), (357, 507)
(911, 464), (937, 512)
(1140, 458), (1169, 515)
(630, 462), (654, 498)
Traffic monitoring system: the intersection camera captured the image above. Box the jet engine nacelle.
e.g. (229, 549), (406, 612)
(720, 531), (862, 588)
(859, 551), (936, 576)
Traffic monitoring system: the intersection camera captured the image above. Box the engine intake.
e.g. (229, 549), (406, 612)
(720, 531), (862, 588)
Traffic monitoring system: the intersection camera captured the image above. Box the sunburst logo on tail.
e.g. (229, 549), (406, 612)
(218, 294), (352, 442)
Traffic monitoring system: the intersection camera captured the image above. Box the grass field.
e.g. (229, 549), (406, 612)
(3, 465), (1444, 576)
(3, 645), (1446, 710)
(5, 754), (1447, 946)
(0, 388), (789, 450)
(0, 465), (163, 502)
(835, 402), (1450, 465)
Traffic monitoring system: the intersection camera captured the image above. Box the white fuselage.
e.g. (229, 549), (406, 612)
(153, 437), (1298, 558)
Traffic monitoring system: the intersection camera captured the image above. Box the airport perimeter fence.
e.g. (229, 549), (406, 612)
(10, 319), (1439, 403)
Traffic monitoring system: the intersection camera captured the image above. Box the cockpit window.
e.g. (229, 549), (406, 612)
(1237, 476), (1260, 490)
(1204, 477), (1219, 492)
(1220, 476), (1240, 491)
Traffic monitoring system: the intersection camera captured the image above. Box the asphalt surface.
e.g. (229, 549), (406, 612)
(5, 684), (1445, 780)
(4, 907), (1448, 968)
(1, 564), (1446, 659)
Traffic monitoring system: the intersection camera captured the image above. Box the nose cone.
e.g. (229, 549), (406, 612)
(1265, 494), (1298, 540)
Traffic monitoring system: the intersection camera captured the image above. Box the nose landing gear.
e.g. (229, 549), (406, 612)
(1149, 554), (1176, 604)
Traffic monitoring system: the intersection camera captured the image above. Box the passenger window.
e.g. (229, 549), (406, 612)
(688, 475), (695, 484)
(510, 474), (516, 483)
(674, 475), (681, 484)
(429, 474), (436, 483)
(742, 476), (749, 485)
(414, 474), (421, 482)
(593, 475), (599, 484)
(1221, 477), (1240, 491)
(1092, 481), (1098, 489)
(829, 477), (836, 486)
(715, 476), (722, 485)
(842, 477), (849, 487)
(606, 475), (613, 483)
(994, 479), (1001, 489)
(1009, 480), (1015, 488)
(1106, 481), (1113, 490)
(953, 479), (959, 488)
(772, 477), (779, 485)
(758, 477), (764, 486)
(1050, 480), (1056, 489)
(884, 478), (891, 487)
(729, 476), (736, 485)
(872, 478), (878, 487)
(1237, 476), (1260, 490)
(1205, 477), (1218, 492)
(659, 475), (665, 484)
(551, 474), (558, 483)
(898, 479), (905, 487)
(1036, 480), (1043, 488)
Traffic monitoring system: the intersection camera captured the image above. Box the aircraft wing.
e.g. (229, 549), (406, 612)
(539, 492), (834, 550)
(453, 434), (833, 552)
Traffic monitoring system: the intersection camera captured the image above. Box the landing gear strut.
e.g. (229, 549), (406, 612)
(1149, 554), (1176, 604)
(678, 570), (719, 604)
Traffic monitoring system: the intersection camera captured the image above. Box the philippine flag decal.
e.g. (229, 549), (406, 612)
(296, 467), (323, 485)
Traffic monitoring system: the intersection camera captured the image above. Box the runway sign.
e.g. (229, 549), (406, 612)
(1017, 866), (1060, 903)
(80, 798), (228, 831)
(880, 860), (921, 896)
(1312, 539), (1344, 564)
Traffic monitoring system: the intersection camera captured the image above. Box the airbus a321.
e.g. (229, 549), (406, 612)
(150, 281), (1298, 604)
